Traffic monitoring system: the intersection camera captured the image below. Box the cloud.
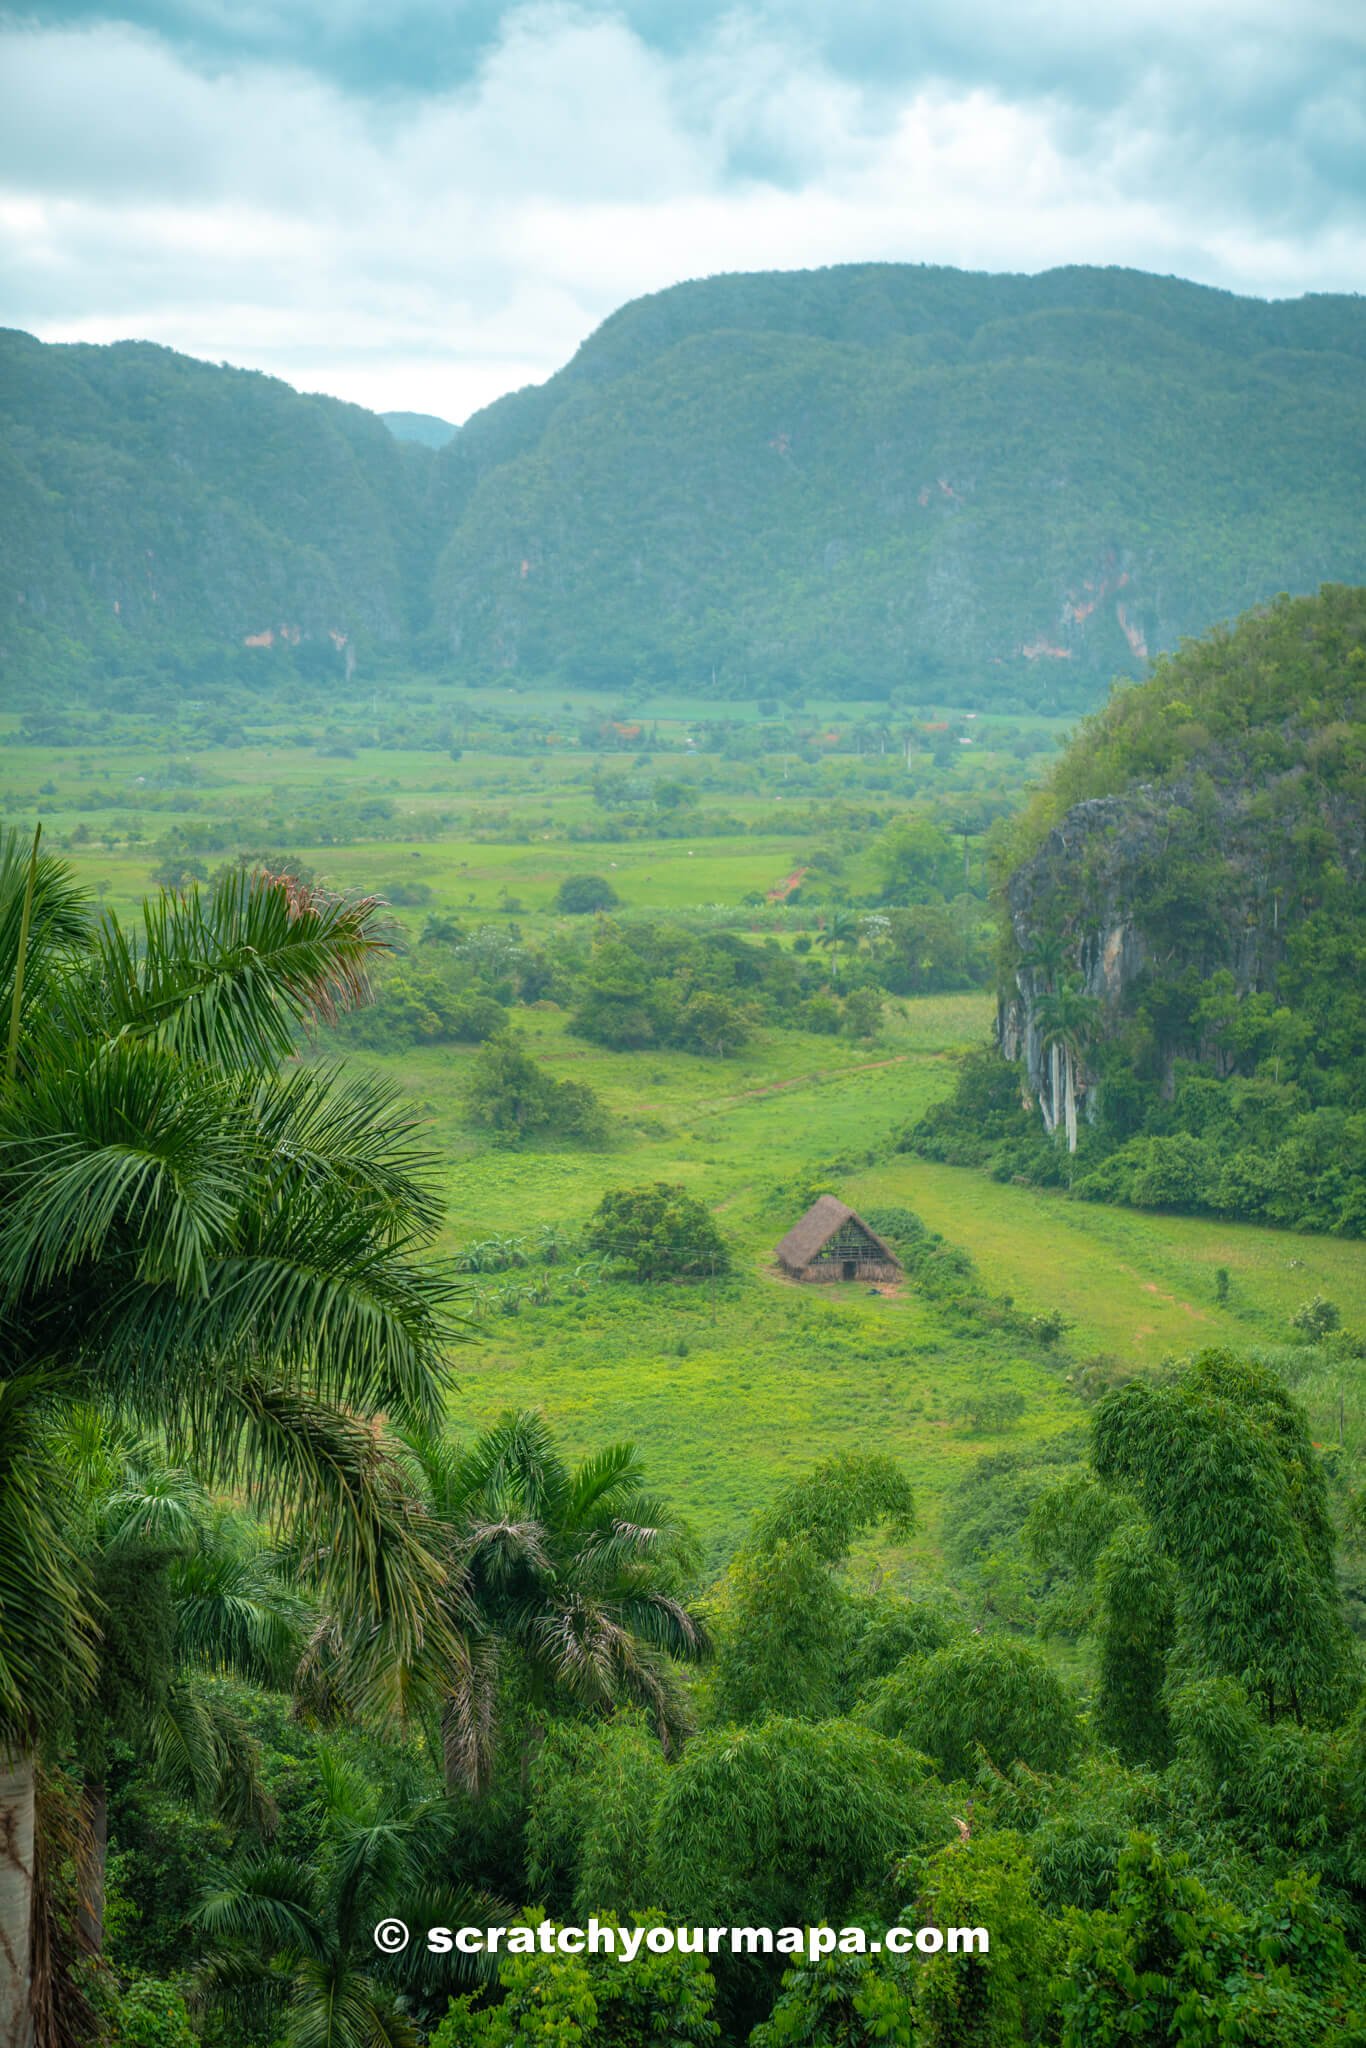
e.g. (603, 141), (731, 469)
(0, 2), (1362, 419)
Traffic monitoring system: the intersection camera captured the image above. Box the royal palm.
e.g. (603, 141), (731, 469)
(0, 831), (461, 2046)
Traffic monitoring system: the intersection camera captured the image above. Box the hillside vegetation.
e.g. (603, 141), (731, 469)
(5, 263), (1366, 708)
(915, 587), (1366, 1231)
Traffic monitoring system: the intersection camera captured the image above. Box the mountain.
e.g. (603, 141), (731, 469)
(911, 585), (1366, 1233)
(4, 266), (1366, 708)
(382, 410), (459, 448)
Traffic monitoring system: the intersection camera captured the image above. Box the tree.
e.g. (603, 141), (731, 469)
(195, 1751), (491, 2048)
(860, 1636), (1081, 1780)
(1092, 1350), (1355, 1726)
(586, 1184), (730, 1281)
(555, 875), (619, 914)
(461, 1036), (608, 1146)
(0, 833), (462, 2045)
(816, 912), (860, 986)
(311, 1412), (711, 1800)
(708, 1453), (917, 1727)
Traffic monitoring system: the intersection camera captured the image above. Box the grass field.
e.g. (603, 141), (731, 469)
(332, 994), (1366, 1571)
(5, 699), (1363, 1581)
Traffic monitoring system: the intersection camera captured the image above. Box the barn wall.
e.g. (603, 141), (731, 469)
(794, 1257), (898, 1283)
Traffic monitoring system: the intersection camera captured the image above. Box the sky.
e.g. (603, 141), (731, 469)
(1, 1), (1363, 423)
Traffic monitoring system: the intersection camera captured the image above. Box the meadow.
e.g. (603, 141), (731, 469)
(4, 681), (1363, 1573)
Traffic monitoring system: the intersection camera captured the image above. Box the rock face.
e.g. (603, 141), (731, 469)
(997, 768), (1363, 1128)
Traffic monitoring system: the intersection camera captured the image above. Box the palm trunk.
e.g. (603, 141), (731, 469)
(1049, 1041), (1062, 1134)
(76, 1777), (107, 1957)
(0, 1747), (36, 2048)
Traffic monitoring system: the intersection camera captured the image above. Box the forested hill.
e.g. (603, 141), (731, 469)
(5, 264), (1366, 708)
(913, 585), (1366, 1233)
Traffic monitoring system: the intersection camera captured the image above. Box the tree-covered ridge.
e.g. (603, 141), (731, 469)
(5, 262), (1366, 708)
(428, 270), (1366, 705)
(912, 587), (1366, 1231)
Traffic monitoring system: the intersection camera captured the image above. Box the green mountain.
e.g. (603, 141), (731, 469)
(913, 585), (1366, 1233)
(4, 265), (1366, 708)
(382, 410), (459, 448)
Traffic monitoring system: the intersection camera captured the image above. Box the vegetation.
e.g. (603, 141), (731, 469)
(912, 588), (1366, 1233)
(8, 269), (1366, 707)
(6, 570), (1366, 2046)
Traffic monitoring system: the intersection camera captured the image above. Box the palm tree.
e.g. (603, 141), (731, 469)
(1037, 980), (1100, 1156)
(58, 1417), (307, 1957)
(0, 829), (463, 2045)
(194, 1750), (493, 2048)
(301, 1412), (711, 1798)
(816, 911), (860, 986)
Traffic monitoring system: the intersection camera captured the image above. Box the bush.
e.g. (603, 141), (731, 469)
(586, 1183), (731, 1281)
(1291, 1295), (1341, 1340)
(463, 1037), (609, 1147)
(556, 873), (620, 913)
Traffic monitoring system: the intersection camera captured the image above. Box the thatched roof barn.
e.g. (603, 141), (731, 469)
(774, 1195), (901, 1283)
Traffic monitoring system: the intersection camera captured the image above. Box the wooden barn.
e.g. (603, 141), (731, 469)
(774, 1195), (901, 1284)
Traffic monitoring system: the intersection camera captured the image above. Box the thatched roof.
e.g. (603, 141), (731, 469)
(774, 1194), (900, 1271)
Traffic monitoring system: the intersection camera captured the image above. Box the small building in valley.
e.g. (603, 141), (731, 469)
(774, 1195), (901, 1284)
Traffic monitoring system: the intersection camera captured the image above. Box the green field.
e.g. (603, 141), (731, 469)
(5, 693), (1364, 1577)
(332, 995), (1366, 1569)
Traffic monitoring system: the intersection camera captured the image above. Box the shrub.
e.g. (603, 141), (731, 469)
(462, 1036), (609, 1147)
(586, 1183), (730, 1281)
(1291, 1295), (1342, 1340)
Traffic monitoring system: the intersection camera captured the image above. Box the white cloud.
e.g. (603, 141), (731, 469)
(0, 4), (1361, 420)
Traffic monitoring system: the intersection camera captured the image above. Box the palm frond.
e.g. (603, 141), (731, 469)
(0, 1373), (98, 1740)
(96, 869), (387, 1073)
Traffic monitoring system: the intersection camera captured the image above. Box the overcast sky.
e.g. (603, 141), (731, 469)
(2, 1), (1363, 421)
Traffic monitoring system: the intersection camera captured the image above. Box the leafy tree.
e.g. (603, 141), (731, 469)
(555, 875), (620, 914)
(1092, 1350), (1356, 1725)
(432, 1917), (719, 2048)
(355, 1413), (711, 1798)
(860, 1636), (1081, 1780)
(462, 1036), (608, 1146)
(586, 1183), (730, 1281)
(195, 1751), (492, 2048)
(910, 1831), (1059, 2048)
(653, 1718), (951, 1929)
(748, 1950), (917, 2047)
(0, 837), (462, 2043)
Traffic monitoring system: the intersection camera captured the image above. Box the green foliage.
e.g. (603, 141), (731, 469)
(653, 1718), (951, 1928)
(917, 588), (1366, 1233)
(555, 874), (621, 914)
(1058, 1835), (1366, 2046)
(103, 1974), (200, 2047)
(524, 1717), (666, 1921)
(861, 1636), (1082, 1781)
(586, 1182), (730, 1281)
(462, 1035), (610, 1147)
(432, 1919), (720, 2048)
(909, 1831), (1059, 2048)
(1292, 1295), (1342, 1340)
(1092, 1349), (1357, 1725)
(748, 1951), (917, 2047)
